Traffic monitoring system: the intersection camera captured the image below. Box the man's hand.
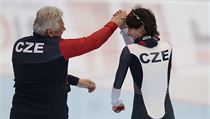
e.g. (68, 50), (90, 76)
(111, 9), (127, 27)
(77, 79), (96, 93)
(113, 10), (127, 29)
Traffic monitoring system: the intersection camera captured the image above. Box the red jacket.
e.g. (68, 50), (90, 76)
(60, 21), (118, 59)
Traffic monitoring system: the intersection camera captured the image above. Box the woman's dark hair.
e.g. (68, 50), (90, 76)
(126, 7), (159, 37)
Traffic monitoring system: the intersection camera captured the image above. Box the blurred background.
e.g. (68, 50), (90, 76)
(0, 0), (209, 119)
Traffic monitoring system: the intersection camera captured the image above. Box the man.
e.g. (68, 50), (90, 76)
(111, 8), (175, 119)
(10, 6), (126, 119)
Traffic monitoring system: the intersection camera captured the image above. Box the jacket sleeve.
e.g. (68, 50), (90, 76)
(59, 21), (118, 59)
(67, 75), (79, 86)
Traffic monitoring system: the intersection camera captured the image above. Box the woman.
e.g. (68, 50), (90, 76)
(111, 7), (175, 119)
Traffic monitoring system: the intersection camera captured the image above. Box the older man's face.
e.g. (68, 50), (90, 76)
(54, 18), (66, 37)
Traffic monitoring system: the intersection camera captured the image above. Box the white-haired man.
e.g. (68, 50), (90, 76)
(10, 6), (126, 119)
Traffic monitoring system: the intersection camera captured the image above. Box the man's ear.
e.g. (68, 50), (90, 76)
(46, 29), (54, 37)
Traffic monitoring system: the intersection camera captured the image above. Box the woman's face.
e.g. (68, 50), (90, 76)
(127, 28), (141, 39)
(127, 25), (145, 39)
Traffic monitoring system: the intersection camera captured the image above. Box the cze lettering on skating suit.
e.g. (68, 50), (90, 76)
(15, 42), (44, 53)
(139, 50), (169, 63)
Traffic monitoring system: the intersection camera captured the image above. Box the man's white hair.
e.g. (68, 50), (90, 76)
(33, 6), (63, 35)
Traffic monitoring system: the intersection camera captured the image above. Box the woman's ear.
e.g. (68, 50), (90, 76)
(139, 25), (146, 35)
